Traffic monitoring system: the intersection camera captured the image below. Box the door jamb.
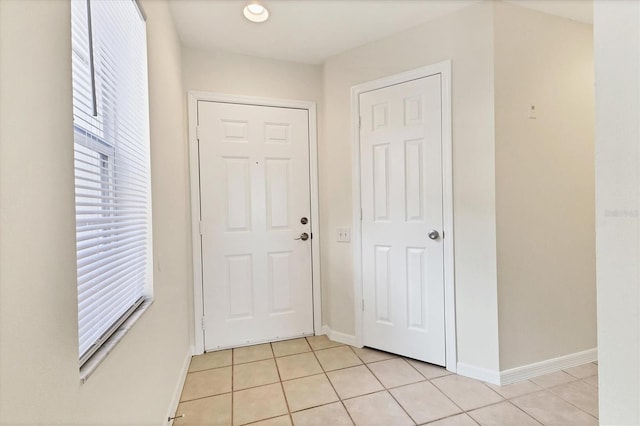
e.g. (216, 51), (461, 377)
(188, 91), (322, 355)
(350, 61), (457, 372)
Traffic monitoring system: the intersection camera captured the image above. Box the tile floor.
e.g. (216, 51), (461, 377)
(174, 336), (598, 426)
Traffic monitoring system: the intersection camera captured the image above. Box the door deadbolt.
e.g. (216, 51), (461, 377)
(300, 217), (308, 225)
(428, 230), (440, 240)
(295, 232), (310, 241)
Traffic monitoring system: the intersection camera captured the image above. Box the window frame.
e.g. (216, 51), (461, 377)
(71, 0), (153, 379)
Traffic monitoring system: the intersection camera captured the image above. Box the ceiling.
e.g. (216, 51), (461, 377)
(169, 0), (593, 65)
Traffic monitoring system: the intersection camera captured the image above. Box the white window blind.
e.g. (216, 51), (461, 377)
(71, 0), (152, 365)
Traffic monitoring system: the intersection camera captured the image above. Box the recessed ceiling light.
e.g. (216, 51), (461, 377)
(243, 2), (269, 23)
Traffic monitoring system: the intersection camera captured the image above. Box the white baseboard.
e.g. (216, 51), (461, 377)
(165, 349), (192, 425)
(457, 362), (501, 385)
(320, 325), (358, 347)
(500, 347), (598, 385)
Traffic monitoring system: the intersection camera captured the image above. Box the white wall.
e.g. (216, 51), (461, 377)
(494, 2), (596, 370)
(0, 0), (192, 423)
(322, 2), (501, 372)
(594, 0), (640, 423)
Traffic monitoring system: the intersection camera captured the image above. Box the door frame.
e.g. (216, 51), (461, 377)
(351, 61), (457, 372)
(188, 91), (322, 355)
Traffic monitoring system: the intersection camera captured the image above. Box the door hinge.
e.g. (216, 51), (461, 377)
(201, 316), (206, 330)
(310, 232), (313, 240)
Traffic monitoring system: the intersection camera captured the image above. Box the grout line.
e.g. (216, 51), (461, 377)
(358, 354), (419, 424)
(546, 385), (600, 420)
(231, 349), (235, 426)
(386, 388), (419, 425)
(271, 342), (295, 426)
(503, 400), (544, 426)
(308, 343), (357, 426)
(178, 391), (232, 404)
(422, 376), (467, 415)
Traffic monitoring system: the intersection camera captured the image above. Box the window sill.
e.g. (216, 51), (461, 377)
(79, 298), (154, 384)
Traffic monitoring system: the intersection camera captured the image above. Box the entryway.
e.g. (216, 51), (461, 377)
(172, 336), (599, 425)
(352, 62), (455, 369)
(189, 93), (321, 353)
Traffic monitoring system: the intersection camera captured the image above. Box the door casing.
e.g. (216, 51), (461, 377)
(351, 61), (456, 372)
(188, 92), (321, 355)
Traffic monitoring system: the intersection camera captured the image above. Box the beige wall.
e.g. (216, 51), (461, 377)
(594, 0), (640, 423)
(0, 0), (192, 424)
(322, 2), (501, 371)
(182, 47), (323, 102)
(494, 2), (596, 370)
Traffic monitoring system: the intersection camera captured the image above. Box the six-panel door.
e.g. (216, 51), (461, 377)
(198, 101), (313, 350)
(360, 75), (446, 365)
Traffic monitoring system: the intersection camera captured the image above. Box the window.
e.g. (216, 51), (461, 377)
(71, 0), (152, 366)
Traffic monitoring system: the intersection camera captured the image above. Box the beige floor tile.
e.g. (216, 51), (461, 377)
(327, 365), (384, 399)
(282, 374), (339, 412)
(315, 346), (362, 371)
(234, 359), (280, 390)
(432, 375), (503, 411)
(174, 393), (232, 426)
(405, 359), (451, 380)
(486, 380), (542, 399)
(343, 391), (414, 426)
(291, 402), (353, 426)
(390, 381), (461, 424)
(425, 413), (478, 426)
(272, 338), (311, 357)
(234, 344), (274, 365)
(181, 367), (232, 401)
(276, 352), (323, 381)
(306, 335), (343, 350)
(352, 347), (396, 363)
(248, 415), (292, 426)
(233, 383), (288, 426)
(564, 363), (598, 379)
(467, 401), (539, 426)
(368, 358), (425, 388)
(549, 380), (599, 418)
(529, 371), (576, 388)
(511, 390), (598, 425)
(189, 350), (233, 372)
(583, 374), (598, 388)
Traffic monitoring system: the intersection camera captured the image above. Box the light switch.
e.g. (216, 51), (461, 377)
(528, 105), (537, 119)
(336, 227), (351, 242)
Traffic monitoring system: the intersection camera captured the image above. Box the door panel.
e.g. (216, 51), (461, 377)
(198, 101), (313, 350)
(360, 75), (445, 365)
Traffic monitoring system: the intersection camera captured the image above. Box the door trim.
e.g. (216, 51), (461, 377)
(188, 91), (321, 355)
(350, 61), (456, 372)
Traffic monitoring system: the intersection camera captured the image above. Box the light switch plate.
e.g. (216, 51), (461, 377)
(336, 227), (351, 242)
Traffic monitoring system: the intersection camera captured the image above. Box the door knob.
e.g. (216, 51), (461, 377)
(428, 230), (440, 240)
(300, 217), (308, 225)
(295, 232), (309, 241)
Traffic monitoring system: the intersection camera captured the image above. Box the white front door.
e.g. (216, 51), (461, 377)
(360, 75), (446, 365)
(198, 101), (314, 350)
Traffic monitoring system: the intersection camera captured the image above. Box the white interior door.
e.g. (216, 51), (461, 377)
(198, 101), (313, 350)
(360, 75), (446, 365)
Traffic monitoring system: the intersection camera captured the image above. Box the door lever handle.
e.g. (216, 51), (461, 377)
(295, 232), (309, 241)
